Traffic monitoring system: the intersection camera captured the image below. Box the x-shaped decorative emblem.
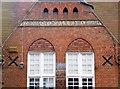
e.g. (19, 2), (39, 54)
(102, 56), (113, 66)
(8, 56), (18, 66)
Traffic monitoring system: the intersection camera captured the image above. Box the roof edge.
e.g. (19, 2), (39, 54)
(81, 1), (94, 9)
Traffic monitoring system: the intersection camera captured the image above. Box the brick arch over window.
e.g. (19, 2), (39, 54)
(28, 38), (55, 51)
(67, 38), (94, 52)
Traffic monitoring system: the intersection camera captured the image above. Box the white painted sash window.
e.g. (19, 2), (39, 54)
(27, 52), (55, 88)
(66, 52), (95, 89)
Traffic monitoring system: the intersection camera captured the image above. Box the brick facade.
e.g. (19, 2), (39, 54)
(2, 2), (118, 88)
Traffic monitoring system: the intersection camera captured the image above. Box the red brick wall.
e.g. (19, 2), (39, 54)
(67, 38), (93, 52)
(29, 38), (55, 51)
(26, 2), (96, 20)
(2, 2), (118, 88)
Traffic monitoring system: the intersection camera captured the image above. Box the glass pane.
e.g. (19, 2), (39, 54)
(68, 82), (73, 85)
(43, 53), (54, 74)
(82, 78), (87, 85)
(68, 78), (73, 85)
(88, 83), (92, 85)
(29, 78), (40, 88)
(74, 78), (78, 81)
(49, 78), (53, 84)
(88, 79), (92, 82)
(43, 78), (54, 88)
(35, 86), (39, 89)
(82, 78), (87, 82)
(74, 78), (79, 85)
(43, 78), (48, 86)
(68, 86), (73, 89)
(49, 88), (54, 89)
(30, 53), (40, 75)
(82, 53), (93, 75)
(68, 53), (78, 74)
(82, 86), (87, 89)
(35, 78), (39, 82)
(74, 86), (79, 89)
(35, 83), (39, 85)
(68, 78), (73, 81)
(88, 78), (92, 85)
(30, 78), (34, 82)
(82, 83), (87, 85)
(29, 86), (34, 89)
(30, 83), (34, 85)
(88, 86), (93, 89)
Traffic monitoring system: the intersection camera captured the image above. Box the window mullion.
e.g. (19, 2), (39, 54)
(92, 53), (94, 77)
(66, 53), (68, 77)
(79, 53), (82, 88)
(41, 53), (44, 76)
(54, 53), (55, 76)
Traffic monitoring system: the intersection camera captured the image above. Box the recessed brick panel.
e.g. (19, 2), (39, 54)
(67, 38), (93, 52)
(29, 38), (54, 51)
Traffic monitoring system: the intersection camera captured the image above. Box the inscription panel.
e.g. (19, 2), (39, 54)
(19, 20), (102, 27)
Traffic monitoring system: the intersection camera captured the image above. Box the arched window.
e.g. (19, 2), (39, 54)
(53, 8), (58, 14)
(73, 7), (78, 15)
(63, 7), (68, 14)
(27, 39), (56, 88)
(66, 38), (95, 88)
(43, 8), (49, 13)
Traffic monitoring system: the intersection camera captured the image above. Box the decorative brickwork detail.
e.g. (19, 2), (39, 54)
(20, 20), (102, 27)
(29, 38), (54, 51)
(67, 38), (93, 52)
(25, 2), (96, 20)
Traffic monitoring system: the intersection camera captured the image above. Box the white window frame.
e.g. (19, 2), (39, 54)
(42, 52), (56, 77)
(66, 52), (95, 88)
(66, 77), (80, 88)
(81, 76), (95, 89)
(27, 51), (56, 88)
(81, 52), (94, 77)
(42, 77), (56, 88)
(66, 52), (81, 77)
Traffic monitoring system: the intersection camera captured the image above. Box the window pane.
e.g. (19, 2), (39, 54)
(82, 78), (87, 82)
(88, 86), (93, 89)
(74, 78), (79, 85)
(88, 78), (92, 82)
(68, 86), (73, 89)
(68, 53), (78, 74)
(29, 86), (34, 89)
(43, 78), (54, 88)
(30, 78), (34, 82)
(82, 86), (87, 89)
(82, 78), (93, 89)
(68, 78), (73, 85)
(29, 78), (40, 88)
(35, 78), (39, 82)
(29, 53), (40, 75)
(74, 86), (79, 89)
(30, 83), (34, 85)
(82, 53), (93, 75)
(68, 78), (79, 88)
(35, 86), (39, 89)
(43, 53), (54, 74)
